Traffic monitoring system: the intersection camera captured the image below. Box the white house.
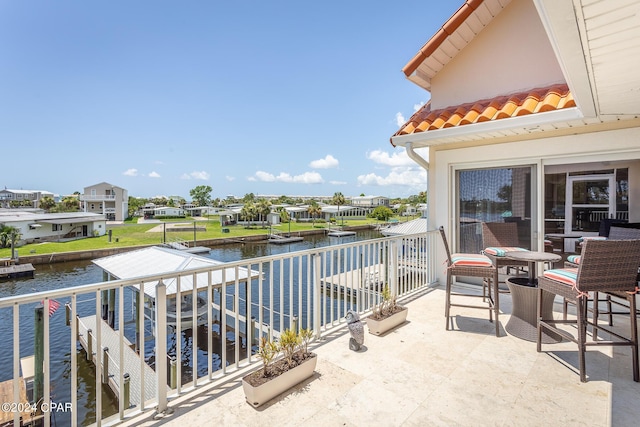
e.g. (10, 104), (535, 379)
(350, 195), (390, 209)
(80, 182), (128, 222)
(390, 0), (640, 276)
(0, 210), (107, 244)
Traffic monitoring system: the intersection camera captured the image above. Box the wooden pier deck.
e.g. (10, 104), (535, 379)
(0, 378), (31, 426)
(0, 263), (35, 280)
(77, 315), (164, 407)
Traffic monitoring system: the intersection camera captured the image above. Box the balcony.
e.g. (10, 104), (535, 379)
(80, 194), (116, 201)
(1, 231), (638, 426)
(118, 284), (638, 426)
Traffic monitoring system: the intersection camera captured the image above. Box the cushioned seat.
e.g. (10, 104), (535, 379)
(537, 239), (640, 382)
(481, 222), (530, 291)
(439, 226), (500, 336)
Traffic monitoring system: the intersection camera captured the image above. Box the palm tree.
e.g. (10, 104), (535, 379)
(240, 202), (257, 227)
(307, 202), (322, 228)
(256, 199), (272, 229)
(331, 192), (346, 226)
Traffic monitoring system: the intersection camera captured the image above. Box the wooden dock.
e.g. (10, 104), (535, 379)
(0, 263), (35, 280)
(77, 315), (165, 408)
(0, 378), (31, 426)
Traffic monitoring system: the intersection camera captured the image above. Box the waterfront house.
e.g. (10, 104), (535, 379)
(0, 210), (107, 244)
(80, 182), (128, 222)
(391, 0), (640, 267)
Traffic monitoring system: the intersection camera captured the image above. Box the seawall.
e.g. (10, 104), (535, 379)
(18, 224), (376, 266)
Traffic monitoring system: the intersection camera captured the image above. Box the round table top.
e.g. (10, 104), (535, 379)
(503, 250), (561, 263)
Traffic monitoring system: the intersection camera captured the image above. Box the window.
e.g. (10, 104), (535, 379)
(457, 166), (534, 253)
(52, 224), (62, 232)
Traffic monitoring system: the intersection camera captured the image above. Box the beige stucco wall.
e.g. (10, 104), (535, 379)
(431, 0), (565, 110)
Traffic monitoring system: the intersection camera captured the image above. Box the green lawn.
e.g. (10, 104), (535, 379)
(0, 217), (394, 258)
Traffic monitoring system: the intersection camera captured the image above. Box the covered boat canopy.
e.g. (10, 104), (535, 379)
(380, 217), (428, 237)
(93, 246), (260, 299)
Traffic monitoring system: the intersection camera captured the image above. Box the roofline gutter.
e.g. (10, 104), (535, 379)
(404, 142), (430, 171)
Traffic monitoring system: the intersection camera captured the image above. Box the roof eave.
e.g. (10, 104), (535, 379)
(391, 107), (584, 148)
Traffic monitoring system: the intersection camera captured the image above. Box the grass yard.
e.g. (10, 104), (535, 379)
(0, 217), (390, 258)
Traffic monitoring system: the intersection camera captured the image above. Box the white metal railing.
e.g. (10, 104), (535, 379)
(79, 195), (116, 201)
(0, 230), (439, 426)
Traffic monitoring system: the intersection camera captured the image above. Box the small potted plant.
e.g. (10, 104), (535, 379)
(242, 328), (317, 408)
(366, 285), (408, 335)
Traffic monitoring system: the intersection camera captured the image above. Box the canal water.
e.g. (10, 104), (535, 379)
(0, 229), (382, 425)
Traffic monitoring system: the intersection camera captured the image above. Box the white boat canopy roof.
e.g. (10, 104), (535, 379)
(92, 246), (259, 299)
(380, 217), (428, 237)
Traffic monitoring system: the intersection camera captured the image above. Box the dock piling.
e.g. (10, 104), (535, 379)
(123, 373), (130, 409)
(86, 329), (93, 361)
(102, 347), (109, 384)
(169, 357), (177, 389)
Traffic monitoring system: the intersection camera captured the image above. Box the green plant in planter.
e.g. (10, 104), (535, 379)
(256, 336), (279, 377)
(279, 328), (301, 368)
(298, 328), (313, 354)
(371, 284), (403, 320)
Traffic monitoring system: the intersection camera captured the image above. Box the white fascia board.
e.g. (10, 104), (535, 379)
(533, 0), (597, 118)
(391, 107), (584, 149)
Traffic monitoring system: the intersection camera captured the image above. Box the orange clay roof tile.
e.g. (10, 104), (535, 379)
(393, 84), (574, 137)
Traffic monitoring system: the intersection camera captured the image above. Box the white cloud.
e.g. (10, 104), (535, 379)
(395, 112), (405, 127)
(225, 175), (235, 181)
(180, 171), (210, 180)
(123, 168), (138, 177)
(357, 168), (426, 188)
(366, 149), (416, 167)
(250, 170), (324, 184)
(309, 154), (339, 169)
(148, 171), (161, 178)
(330, 180), (347, 185)
(413, 101), (425, 112)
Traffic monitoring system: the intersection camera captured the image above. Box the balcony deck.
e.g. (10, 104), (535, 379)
(122, 282), (640, 426)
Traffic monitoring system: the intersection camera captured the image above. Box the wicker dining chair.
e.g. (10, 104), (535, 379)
(439, 226), (500, 337)
(481, 222), (530, 291)
(537, 239), (640, 382)
(563, 226), (640, 334)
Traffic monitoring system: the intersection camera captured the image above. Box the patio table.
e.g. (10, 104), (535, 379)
(504, 251), (563, 343)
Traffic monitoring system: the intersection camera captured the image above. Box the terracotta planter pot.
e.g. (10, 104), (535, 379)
(242, 354), (317, 407)
(366, 306), (408, 335)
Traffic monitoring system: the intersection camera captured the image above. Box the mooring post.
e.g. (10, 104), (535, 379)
(123, 373), (131, 409)
(34, 306), (44, 413)
(102, 347), (109, 384)
(169, 356), (177, 389)
(101, 290), (108, 321)
(135, 291), (141, 353)
(108, 289), (116, 328)
(250, 316), (256, 346)
(86, 329), (93, 361)
(65, 303), (71, 326)
(292, 315), (298, 333)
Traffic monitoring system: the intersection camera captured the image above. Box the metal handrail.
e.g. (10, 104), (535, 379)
(0, 230), (438, 426)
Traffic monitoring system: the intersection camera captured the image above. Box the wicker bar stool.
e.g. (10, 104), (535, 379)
(537, 239), (640, 382)
(439, 226), (500, 337)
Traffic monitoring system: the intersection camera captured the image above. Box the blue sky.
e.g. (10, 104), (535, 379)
(1, 1), (460, 201)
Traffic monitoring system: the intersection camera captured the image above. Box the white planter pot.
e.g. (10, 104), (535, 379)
(366, 307), (408, 335)
(242, 354), (317, 408)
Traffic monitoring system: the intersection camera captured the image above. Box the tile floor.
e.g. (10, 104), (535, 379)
(119, 283), (640, 427)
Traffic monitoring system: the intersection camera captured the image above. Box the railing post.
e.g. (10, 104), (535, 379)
(156, 279), (168, 413)
(313, 253), (322, 338)
(123, 373), (130, 409)
(102, 347), (109, 384)
(390, 239), (399, 297)
(86, 329), (93, 361)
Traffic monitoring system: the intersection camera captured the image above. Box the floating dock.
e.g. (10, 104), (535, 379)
(0, 377), (31, 425)
(267, 234), (304, 244)
(0, 262), (35, 280)
(321, 263), (388, 295)
(326, 229), (356, 237)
